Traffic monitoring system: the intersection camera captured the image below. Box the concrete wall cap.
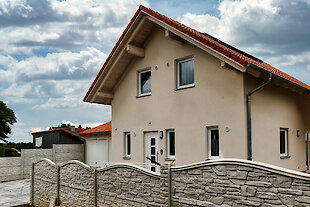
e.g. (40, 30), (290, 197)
(59, 160), (91, 169)
(97, 163), (161, 178)
(33, 158), (56, 166)
(171, 158), (310, 180)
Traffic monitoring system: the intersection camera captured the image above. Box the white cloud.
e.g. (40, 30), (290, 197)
(177, 0), (310, 84)
(0, 0), (149, 55)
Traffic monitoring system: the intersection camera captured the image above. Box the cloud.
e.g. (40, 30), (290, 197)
(0, 47), (107, 106)
(0, 0), (148, 55)
(177, 0), (310, 84)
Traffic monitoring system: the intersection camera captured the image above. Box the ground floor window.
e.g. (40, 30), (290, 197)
(280, 128), (288, 157)
(166, 129), (175, 159)
(207, 126), (219, 159)
(124, 132), (131, 158)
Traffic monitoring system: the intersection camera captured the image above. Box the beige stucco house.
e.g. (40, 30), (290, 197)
(84, 5), (310, 172)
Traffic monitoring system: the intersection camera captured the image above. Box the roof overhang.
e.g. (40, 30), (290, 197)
(84, 5), (310, 105)
(83, 7), (248, 105)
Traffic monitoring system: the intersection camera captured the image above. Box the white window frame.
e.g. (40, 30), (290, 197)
(138, 68), (151, 96)
(166, 129), (175, 159)
(280, 128), (288, 157)
(35, 137), (42, 148)
(124, 132), (131, 158)
(176, 57), (195, 89)
(207, 126), (219, 159)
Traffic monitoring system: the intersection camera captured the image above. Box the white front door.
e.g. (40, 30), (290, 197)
(86, 138), (110, 166)
(145, 132), (159, 173)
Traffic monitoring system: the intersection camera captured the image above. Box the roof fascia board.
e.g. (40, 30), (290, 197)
(144, 14), (247, 73)
(80, 131), (111, 136)
(89, 13), (147, 103)
(247, 63), (310, 93)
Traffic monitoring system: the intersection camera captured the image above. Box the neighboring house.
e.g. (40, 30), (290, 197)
(79, 121), (111, 166)
(83, 5), (310, 172)
(32, 125), (86, 149)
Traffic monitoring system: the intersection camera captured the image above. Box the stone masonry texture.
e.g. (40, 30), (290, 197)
(32, 159), (310, 207)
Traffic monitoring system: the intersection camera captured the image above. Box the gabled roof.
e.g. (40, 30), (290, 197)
(79, 121), (111, 135)
(84, 5), (310, 104)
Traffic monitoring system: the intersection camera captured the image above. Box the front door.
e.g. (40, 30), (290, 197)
(145, 132), (159, 173)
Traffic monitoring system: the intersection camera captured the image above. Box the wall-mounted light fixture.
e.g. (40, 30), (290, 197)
(225, 126), (230, 132)
(159, 131), (163, 139)
(155, 66), (158, 70)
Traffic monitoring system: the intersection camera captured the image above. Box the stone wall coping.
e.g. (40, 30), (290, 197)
(171, 158), (310, 181)
(33, 158), (57, 166)
(97, 163), (161, 178)
(59, 160), (91, 170)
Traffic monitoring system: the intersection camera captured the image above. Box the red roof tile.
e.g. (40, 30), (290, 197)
(84, 5), (310, 101)
(80, 121), (111, 134)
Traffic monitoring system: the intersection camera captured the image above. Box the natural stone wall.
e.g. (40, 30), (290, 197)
(32, 159), (57, 207)
(97, 164), (164, 206)
(59, 161), (95, 207)
(171, 159), (310, 206)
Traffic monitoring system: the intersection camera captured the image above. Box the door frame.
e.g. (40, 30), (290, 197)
(144, 132), (159, 173)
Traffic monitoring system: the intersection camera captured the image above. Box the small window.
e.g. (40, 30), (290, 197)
(35, 137), (42, 148)
(207, 127), (219, 159)
(166, 129), (175, 159)
(124, 132), (131, 158)
(280, 128), (288, 157)
(138, 69), (151, 96)
(177, 58), (194, 89)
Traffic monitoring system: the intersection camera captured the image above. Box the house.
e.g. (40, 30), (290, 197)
(32, 125), (86, 149)
(79, 121), (111, 166)
(83, 5), (310, 172)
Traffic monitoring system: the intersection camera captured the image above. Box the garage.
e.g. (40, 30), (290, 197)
(85, 138), (110, 166)
(79, 121), (112, 167)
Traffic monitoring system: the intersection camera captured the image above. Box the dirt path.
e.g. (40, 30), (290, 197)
(0, 179), (30, 207)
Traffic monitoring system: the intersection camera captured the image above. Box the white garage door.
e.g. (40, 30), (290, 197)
(86, 138), (110, 166)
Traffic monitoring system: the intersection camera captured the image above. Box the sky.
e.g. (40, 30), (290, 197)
(1, 0), (310, 143)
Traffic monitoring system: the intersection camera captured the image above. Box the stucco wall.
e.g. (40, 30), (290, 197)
(32, 159), (310, 207)
(244, 74), (310, 171)
(111, 27), (247, 166)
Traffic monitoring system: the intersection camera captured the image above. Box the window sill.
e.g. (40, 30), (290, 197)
(175, 84), (195, 91)
(136, 93), (151, 98)
(123, 156), (131, 160)
(165, 157), (175, 161)
(280, 155), (290, 159)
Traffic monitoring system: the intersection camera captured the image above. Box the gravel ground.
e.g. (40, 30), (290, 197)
(0, 179), (30, 207)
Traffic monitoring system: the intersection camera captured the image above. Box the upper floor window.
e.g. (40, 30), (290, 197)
(177, 58), (194, 89)
(138, 69), (151, 96)
(280, 128), (288, 157)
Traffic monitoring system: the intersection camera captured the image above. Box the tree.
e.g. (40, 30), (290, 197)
(0, 101), (16, 142)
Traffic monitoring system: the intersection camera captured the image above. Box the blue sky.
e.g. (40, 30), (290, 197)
(0, 0), (310, 142)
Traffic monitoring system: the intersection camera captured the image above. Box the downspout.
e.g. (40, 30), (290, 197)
(247, 71), (272, 160)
